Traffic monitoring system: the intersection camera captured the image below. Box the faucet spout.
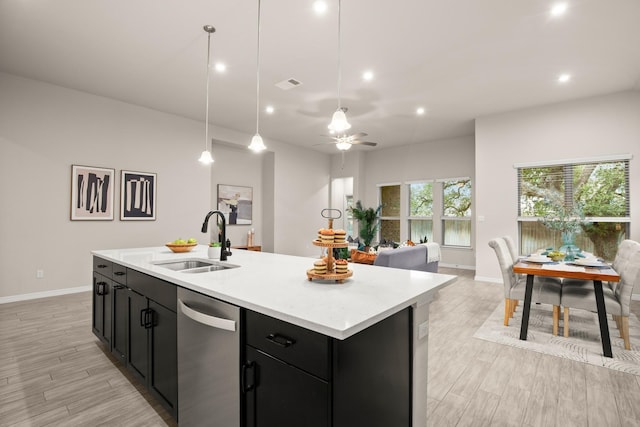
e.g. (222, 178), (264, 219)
(201, 210), (231, 261)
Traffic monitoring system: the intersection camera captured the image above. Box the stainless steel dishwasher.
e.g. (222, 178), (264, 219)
(177, 287), (240, 426)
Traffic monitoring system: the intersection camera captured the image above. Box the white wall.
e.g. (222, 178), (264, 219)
(272, 142), (331, 256)
(340, 136), (476, 268)
(0, 72), (331, 300)
(475, 91), (640, 292)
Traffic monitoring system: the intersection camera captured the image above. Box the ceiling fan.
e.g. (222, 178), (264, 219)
(316, 131), (377, 151)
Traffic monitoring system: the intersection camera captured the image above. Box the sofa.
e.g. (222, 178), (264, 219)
(373, 243), (440, 272)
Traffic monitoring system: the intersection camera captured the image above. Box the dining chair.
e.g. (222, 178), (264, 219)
(503, 235), (519, 264)
(561, 241), (640, 349)
(488, 238), (562, 334)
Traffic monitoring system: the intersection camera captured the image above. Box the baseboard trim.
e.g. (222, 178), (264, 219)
(474, 275), (502, 284)
(439, 263), (476, 271)
(0, 285), (91, 304)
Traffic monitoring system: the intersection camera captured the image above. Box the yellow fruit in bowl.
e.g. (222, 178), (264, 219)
(548, 251), (565, 261)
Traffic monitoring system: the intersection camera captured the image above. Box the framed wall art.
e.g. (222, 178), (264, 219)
(121, 170), (157, 220)
(70, 165), (115, 220)
(217, 184), (252, 225)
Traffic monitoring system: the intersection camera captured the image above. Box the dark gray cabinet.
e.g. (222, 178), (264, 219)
(92, 258), (112, 347)
(92, 258), (177, 420)
(243, 308), (411, 427)
(111, 264), (128, 363)
(126, 269), (178, 418)
(244, 310), (330, 427)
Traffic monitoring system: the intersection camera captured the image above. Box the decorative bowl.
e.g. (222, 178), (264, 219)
(166, 242), (197, 253)
(548, 252), (565, 262)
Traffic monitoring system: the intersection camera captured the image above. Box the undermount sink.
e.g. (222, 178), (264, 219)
(153, 258), (239, 273)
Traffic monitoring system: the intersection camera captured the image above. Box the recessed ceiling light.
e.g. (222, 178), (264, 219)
(558, 73), (571, 83)
(362, 70), (374, 81)
(416, 107), (426, 115)
(214, 62), (227, 73)
(550, 2), (568, 17)
(265, 105), (274, 114)
(313, 0), (328, 15)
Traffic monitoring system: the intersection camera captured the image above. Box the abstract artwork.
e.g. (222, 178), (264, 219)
(217, 184), (252, 225)
(121, 170), (157, 220)
(71, 165), (115, 220)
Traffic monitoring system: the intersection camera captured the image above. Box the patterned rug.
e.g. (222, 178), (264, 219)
(473, 302), (640, 375)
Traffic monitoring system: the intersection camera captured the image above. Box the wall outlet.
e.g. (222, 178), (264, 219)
(36, 269), (44, 279)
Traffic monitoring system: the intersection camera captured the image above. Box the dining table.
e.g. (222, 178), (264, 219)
(513, 260), (620, 358)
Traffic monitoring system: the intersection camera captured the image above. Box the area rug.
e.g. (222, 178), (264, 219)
(473, 303), (640, 375)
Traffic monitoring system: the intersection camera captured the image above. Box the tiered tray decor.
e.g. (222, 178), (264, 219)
(307, 210), (352, 283)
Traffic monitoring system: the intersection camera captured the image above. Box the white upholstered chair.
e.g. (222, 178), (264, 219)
(561, 240), (640, 349)
(489, 237), (563, 334)
(503, 235), (519, 264)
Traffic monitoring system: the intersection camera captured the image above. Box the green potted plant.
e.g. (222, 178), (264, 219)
(208, 241), (222, 259)
(349, 200), (382, 249)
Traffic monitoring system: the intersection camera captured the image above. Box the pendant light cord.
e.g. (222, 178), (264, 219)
(337, 0), (342, 110)
(205, 28), (213, 151)
(255, 0), (262, 134)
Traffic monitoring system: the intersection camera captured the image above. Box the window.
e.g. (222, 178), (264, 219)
(517, 157), (630, 261)
(408, 182), (433, 243)
(379, 184), (400, 243)
(442, 178), (472, 247)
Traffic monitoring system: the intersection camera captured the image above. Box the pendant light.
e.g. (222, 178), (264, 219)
(198, 25), (215, 165)
(248, 0), (267, 152)
(328, 0), (351, 133)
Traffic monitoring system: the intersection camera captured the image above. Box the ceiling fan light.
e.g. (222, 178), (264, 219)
(198, 150), (214, 164)
(328, 109), (351, 132)
(336, 140), (352, 151)
(248, 133), (267, 152)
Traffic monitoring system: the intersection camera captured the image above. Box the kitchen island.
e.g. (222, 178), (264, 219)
(92, 245), (456, 426)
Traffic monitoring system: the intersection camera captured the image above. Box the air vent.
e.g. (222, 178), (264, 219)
(275, 78), (302, 90)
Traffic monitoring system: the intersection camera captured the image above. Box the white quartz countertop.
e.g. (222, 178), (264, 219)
(92, 245), (456, 340)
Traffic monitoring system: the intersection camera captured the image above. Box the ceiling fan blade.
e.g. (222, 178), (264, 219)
(312, 141), (338, 146)
(350, 132), (368, 139)
(350, 141), (377, 146)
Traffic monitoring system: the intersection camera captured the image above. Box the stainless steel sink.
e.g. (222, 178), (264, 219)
(153, 258), (239, 273)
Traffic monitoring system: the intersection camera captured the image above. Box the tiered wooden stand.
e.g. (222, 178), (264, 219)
(306, 214), (353, 283)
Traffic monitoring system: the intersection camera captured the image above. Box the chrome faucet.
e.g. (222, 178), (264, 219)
(201, 210), (232, 261)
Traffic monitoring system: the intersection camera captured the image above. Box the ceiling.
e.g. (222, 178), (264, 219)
(1, 0), (639, 153)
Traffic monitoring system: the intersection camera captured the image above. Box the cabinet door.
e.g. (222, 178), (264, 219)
(111, 284), (128, 362)
(244, 346), (328, 427)
(92, 272), (112, 347)
(127, 289), (149, 382)
(148, 300), (177, 416)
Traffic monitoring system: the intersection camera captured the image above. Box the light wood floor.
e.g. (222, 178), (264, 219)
(1, 270), (639, 426)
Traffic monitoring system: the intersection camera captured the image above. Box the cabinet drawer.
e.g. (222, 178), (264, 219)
(93, 257), (113, 277)
(245, 310), (330, 380)
(127, 269), (176, 312)
(112, 263), (127, 284)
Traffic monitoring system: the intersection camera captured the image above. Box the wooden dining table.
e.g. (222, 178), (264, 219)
(513, 260), (620, 358)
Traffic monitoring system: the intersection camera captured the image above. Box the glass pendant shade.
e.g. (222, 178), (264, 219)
(336, 140), (352, 151)
(198, 150), (214, 164)
(248, 133), (266, 152)
(328, 108), (351, 132)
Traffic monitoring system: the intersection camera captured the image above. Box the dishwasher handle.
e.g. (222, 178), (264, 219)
(178, 299), (237, 332)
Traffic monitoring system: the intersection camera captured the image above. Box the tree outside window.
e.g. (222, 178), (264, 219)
(442, 179), (471, 247)
(518, 160), (629, 260)
(408, 182), (433, 243)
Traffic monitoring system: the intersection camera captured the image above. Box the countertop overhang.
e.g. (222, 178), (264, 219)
(92, 245), (457, 339)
